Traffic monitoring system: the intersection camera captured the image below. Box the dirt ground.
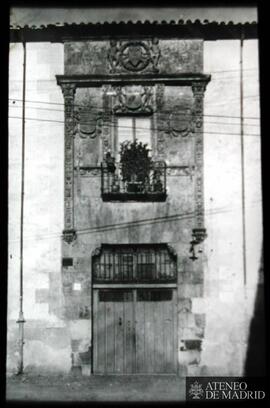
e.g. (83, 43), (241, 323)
(6, 372), (186, 402)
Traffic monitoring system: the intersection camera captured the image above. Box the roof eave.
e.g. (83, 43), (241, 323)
(9, 21), (258, 43)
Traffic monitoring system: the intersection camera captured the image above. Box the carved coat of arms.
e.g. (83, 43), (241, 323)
(168, 106), (193, 137)
(120, 42), (150, 71)
(108, 39), (161, 73)
(113, 86), (153, 114)
(74, 109), (103, 139)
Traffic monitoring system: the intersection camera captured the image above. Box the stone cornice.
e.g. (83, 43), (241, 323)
(56, 73), (211, 87)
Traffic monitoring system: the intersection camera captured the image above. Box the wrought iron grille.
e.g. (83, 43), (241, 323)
(101, 161), (167, 201)
(92, 244), (177, 283)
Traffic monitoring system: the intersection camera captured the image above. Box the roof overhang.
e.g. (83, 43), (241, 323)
(10, 6), (258, 42)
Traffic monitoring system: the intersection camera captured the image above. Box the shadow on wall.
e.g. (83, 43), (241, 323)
(244, 248), (266, 376)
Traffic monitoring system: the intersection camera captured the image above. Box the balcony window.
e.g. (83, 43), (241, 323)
(117, 117), (152, 159)
(102, 117), (166, 201)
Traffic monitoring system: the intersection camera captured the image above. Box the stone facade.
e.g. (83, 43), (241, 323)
(7, 36), (262, 377)
(53, 38), (210, 374)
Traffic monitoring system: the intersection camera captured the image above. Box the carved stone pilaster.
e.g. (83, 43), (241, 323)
(61, 83), (77, 242)
(102, 85), (112, 157)
(191, 82), (207, 236)
(155, 84), (165, 159)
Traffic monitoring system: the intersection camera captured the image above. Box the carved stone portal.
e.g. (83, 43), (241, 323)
(108, 39), (161, 73)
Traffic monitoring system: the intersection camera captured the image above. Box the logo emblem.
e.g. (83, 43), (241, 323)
(188, 381), (204, 400)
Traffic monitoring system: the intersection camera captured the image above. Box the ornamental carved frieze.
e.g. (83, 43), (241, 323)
(113, 85), (153, 114)
(108, 38), (161, 73)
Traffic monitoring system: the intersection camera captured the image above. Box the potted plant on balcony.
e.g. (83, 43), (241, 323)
(119, 139), (152, 193)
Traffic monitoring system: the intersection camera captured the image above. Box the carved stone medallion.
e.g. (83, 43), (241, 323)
(108, 39), (161, 73)
(120, 42), (151, 71)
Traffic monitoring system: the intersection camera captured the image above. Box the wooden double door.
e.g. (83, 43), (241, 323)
(93, 287), (177, 374)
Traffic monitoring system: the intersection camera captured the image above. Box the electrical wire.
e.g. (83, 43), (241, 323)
(8, 115), (261, 137)
(8, 105), (261, 128)
(8, 98), (261, 120)
(9, 93), (261, 112)
(8, 199), (262, 244)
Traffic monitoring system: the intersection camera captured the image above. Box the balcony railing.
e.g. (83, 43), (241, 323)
(101, 161), (167, 201)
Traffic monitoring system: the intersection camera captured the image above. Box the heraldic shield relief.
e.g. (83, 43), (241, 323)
(113, 85), (153, 114)
(108, 39), (161, 73)
(168, 106), (194, 137)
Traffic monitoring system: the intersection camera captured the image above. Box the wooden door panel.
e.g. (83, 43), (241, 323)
(94, 289), (134, 374)
(135, 289), (177, 373)
(155, 300), (165, 373)
(135, 300), (145, 373)
(95, 291), (106, 373)
(114, 300), (124, 373)
(93, 288), (176, 374)
(124, 296), (134, 373)
(93, 290), (98, 373)
(105, 301), (115, 373)
(163, 299), (173, 372)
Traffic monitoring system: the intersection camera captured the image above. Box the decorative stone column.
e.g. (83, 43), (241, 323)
(60, 83), (77, 244)
(191, 81), (207, 245)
